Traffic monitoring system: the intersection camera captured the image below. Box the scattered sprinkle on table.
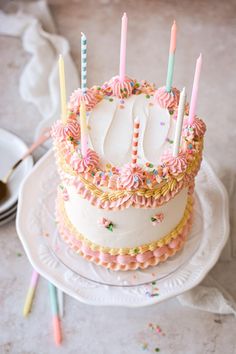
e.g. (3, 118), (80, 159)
(142, 342), (148, 350)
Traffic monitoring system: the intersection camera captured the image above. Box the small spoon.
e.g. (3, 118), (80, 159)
(0, 129), (51, 203)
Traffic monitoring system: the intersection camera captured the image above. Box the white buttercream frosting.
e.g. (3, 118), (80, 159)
(88, 93), (177, 167)
(64, 186), (188, 249)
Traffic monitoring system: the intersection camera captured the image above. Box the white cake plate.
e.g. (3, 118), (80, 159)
(16, 150), (229, 307)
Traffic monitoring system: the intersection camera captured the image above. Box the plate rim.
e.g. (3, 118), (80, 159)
(0, 128), (34, 213)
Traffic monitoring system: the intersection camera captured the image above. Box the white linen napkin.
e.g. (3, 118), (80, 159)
(178, 274), (236, 316)
(0, 0), (235, 316)
(0, 0), (79, 139)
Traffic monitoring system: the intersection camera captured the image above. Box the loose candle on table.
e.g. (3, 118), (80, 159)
(166, 20), (177, 93)
(81, 32), (87, 94)
(173, 87), (186, 157)
(48, 282), (62, 346)
(188, 53), (202, 125)
(23, 270), (39, 317)
(57, 289), (64, 318)
(58, 55), (67, 123)
(119, 12), (128, 82)
(131, 117), (140, 169)
(80, 101), (88, 157)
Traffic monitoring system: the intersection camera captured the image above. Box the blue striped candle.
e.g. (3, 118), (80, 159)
(81, 32), (87, 94)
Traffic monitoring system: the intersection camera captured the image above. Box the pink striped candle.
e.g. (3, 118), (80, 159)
(131, 118), (140, 169)
(119, 13), (128, 82)
(188, 54), (202, 125)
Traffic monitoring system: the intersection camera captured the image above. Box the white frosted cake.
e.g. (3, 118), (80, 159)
(51, 77), (206, 271)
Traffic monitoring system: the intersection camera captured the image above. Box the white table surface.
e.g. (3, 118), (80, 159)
(0, 1), (236, 353)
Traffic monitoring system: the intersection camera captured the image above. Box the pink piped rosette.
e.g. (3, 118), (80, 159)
(69, 87), (97, 113)
(106, 76), (135, 99)
(70, 148), (99, 173)
(183, 117), (206, 138)
(119, 164), (144, 190)
(51, 119), (81, 142)
(154, 86), (180, 110)
(161, 151), (188, 176)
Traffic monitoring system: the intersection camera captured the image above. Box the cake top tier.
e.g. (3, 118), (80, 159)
(52, 77), (206, 195)
(69, 78), (180, 168)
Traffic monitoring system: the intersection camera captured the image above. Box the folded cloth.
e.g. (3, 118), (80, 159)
(178, 274), (236, 316)
(0, 0), (79, 139)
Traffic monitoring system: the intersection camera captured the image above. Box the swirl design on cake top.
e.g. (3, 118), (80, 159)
(69, 88), (97, 113)
(70, 148), (99, 173)
(53, 79), (206, 197)
(154, 86), (180, 109)
(119, 164), (144, 190)
(105, 76), (134, 98)
(51, 119), (81, 141)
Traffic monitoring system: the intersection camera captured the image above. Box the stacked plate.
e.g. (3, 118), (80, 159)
(0, 129), (33, 226)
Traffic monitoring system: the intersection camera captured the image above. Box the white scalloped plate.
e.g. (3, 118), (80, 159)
(16, 150), (229, 307)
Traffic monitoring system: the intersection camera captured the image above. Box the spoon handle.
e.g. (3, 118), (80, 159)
(3, 129), (51, 183)
(21, 129), (51, 160)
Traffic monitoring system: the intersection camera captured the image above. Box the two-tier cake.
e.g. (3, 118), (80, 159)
(51, 15), (206, 271)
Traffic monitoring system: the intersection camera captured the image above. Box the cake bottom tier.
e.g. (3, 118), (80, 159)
(55, 194), (194, 271)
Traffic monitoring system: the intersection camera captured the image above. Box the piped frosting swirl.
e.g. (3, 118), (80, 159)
(184, 117), (206, 138)
(69, 88), (97, 113)
(70, 149), (99, 173)
(154, 86), (180, 109)
(119, 164), (144, 190)
(51, 119), (81, 142)
(105, 76), (134, 98)
(161, 151), (188, 176)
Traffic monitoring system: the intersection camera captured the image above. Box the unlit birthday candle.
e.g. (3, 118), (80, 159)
(173, 87), (187, 157)
(58, 55), (67, 123)
(189, 54), (202, 125)
(119, 12), (128, 82)
(81, 32), (87, 94)
(80, 101), (88, 157)
(23, 270), (39, 317)
(131, 118), (140, 169)
(166, 20), (177, 93)
(48, 283), (62, 346)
